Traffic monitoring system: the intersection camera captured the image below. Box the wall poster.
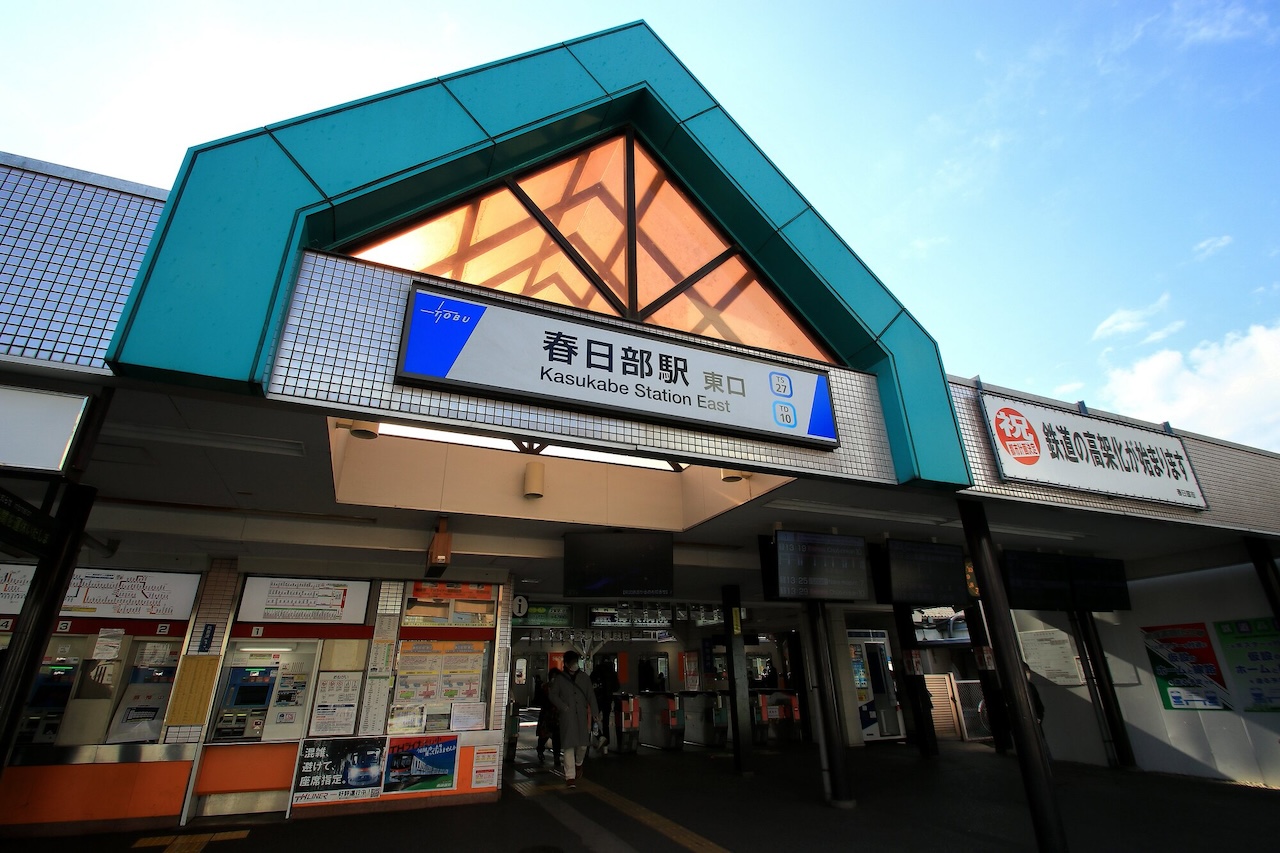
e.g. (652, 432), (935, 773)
(292, 736), (386, 804)
(389, 639), (489, 735)
(1018, 629), (1084, 686)
(1141, 623), (1230, 711)
(309, 672), (363, 736)
(471, 744), (500, 789)
(1214, 617), (1280, 712)
(383, 735), (459, 793)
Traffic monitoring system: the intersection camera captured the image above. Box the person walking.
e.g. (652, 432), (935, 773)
(549, 650), (598, 788)
(591, 659), (620, 754)
(535, 667), (562, 767)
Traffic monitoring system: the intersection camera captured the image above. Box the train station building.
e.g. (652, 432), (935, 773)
(1, 22), (1277, 839)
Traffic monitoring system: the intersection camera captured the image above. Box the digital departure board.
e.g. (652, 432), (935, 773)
(762, 531), (870, 602)
(887, 540), (970, 605)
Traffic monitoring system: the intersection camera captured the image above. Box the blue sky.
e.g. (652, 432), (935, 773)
(4, 1), (1278, 451)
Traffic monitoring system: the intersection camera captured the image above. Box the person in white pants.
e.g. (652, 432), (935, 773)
(549, 649), (598, 788)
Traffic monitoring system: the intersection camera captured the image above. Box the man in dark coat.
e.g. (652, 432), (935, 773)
(549, 650), (598, 787)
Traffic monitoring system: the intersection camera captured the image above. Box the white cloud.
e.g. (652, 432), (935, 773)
(1170, 0), (1276, 46)
(1052, 381), (1085, 398)
(1142, 320), (1187, 344)
(1193, 235), (1232, 261)
(1093, 293), (1171, 340)
(1098, 321), (1280, 452)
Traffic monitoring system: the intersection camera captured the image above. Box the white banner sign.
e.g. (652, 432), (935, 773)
(980, 393), (1206, 508)
(238, 577), (371, 624)
(62, 569), (201, 620)
(396, 284), (840, 448)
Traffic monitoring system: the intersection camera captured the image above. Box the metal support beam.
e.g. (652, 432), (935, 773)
(0, 482), (97, 772)
(958, 499), (1068, 853)
(721, 584), (753, 775)
(1070, 609), (1136, 768)
(892, 603), (938, 757)
(806, 600), (855, 806)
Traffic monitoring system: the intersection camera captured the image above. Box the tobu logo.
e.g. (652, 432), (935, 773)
(992, 407), (1041, 465)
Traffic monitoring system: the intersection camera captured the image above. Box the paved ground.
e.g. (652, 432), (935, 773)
(5, 719), (1277, 852)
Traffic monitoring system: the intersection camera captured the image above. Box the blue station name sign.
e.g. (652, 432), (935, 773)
(396, 284), (839, 448)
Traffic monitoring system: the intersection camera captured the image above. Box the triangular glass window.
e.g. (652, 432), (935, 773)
(350, 133), (832, 363)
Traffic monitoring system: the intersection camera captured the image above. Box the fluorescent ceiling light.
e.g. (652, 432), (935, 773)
(765, 498), (1085, 541)
(764, 499), (950, 526)
(937, 519), (1084, 541)
(103, 423), (305, 457)
(374, 422), (681, 471)
(539, 445), (678, 470)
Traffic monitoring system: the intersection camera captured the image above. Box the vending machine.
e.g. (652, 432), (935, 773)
(847, 629), (905, 741)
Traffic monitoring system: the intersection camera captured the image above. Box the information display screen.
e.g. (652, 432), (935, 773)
(1002, 551), (1130, 612)
(887, 540), (970, 605)
(762, 531), (870, 602)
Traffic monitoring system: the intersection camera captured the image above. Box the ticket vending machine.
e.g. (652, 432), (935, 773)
(211, 666), (278, 741)
(847, 629), (905, 741)
(18, 661), (79, 744)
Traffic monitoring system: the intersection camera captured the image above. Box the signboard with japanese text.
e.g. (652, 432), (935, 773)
(61, 569), (201, 621)
(309, 672), (363, 736)
(292, 736), (386, 804)
(980, 393), (1206, 508)
(238, 577), (370, 624)
(1214, 617), (1280, 712)
(1142, 623), (1230, 711)
(512, 601), (572, 628)
(397, 283), (839, 448)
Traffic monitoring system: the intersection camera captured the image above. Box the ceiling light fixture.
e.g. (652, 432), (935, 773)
(764, 499), (950, 526)
(374, 422), (681, 471)
(102, 423), (306, 456)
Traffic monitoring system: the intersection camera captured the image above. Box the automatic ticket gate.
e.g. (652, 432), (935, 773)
(759, 691), (802, 742)
(638, 692), (683, 749)
(681, 691), (728, 747)
(613, 693), (640, 754)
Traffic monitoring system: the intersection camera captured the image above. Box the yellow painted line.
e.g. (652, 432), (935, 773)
(166, 835), (212, 853)
(577, 779), (730, 853)
(132, 830), (250, 852)
(211, 831), (250, 841)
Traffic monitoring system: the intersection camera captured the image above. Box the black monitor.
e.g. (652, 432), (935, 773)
(886, 539), (970, 606)
(1001, 551), (1073, 611)
(1070, 556), (1130, 611)
(761, 530), (870, 602)
(1001, 551), (1130, 612)
(563, 531), (674, 597)
(233, 684), (272, 708)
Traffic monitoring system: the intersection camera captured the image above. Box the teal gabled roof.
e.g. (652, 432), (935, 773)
(107, 21), (970, 488)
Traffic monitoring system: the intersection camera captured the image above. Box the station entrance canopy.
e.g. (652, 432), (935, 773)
(108, 22), (969, 488)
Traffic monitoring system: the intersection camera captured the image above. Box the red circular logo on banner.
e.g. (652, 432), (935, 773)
(993, 407), (1041, 465)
